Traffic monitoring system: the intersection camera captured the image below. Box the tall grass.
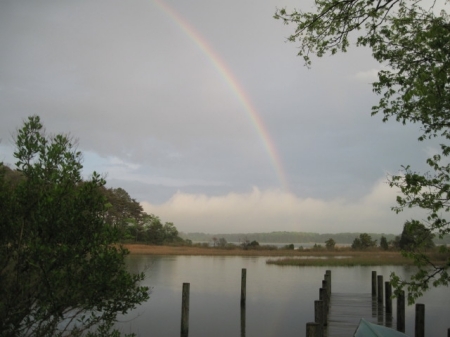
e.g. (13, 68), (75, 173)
(123, 244), (449, 267)
(266, 252), (413, 266)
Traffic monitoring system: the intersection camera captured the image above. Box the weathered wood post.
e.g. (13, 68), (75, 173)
(325, 270), (331, 297)
(322, 279), (328, 307)
(447, 327), (450, 337)
(385, 281), (392, 314)
(377, 275), (384, 305)
(240, 303), (246, 337)
(319, 288), (328, 324)
(306, 322), (320, 337)
(241, 268), (246, 306)
(372, 271), (377, 297)
(397, 290), (405, 333)
(384, 281), (393, 328)
(181, 283), (190, 337)
(314, 300), (324, 337)
(415, 303), (425, 337)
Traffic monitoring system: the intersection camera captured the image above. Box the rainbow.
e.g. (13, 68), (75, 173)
(154, 0), (289, 191)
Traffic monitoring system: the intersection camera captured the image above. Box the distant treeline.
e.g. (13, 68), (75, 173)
(179, 231), (450, 245)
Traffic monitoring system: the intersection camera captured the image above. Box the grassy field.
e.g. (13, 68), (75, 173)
(122, 244), (427, 266)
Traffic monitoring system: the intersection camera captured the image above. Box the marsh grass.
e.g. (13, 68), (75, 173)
(266, 251), (414, 266)
(123, 244), (449, 267)
(123, 244), (301, 256)
(124, 245), (409, 262)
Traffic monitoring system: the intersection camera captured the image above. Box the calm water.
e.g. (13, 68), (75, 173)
(117, 255), (450, 337)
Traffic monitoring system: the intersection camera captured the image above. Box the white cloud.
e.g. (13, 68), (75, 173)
(141, 179), (425, 234)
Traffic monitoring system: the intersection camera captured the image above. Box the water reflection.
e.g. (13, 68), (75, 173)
(118, 255), (450, 337)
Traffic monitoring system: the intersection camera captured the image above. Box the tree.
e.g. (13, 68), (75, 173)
(325, 238), (336, 250)
(275, 0), (450, 303)
(399, 221), (435, 251)
(0, 116), (149, 336)
(351, 237), (362, 250)
(218, 237), (228, 248)
(163, 222), (179, 243)
(142, 214), (165, 244)
(101, 187), (144, 241)
(380, 236), (389, 250)
(351, 233), (377, 250)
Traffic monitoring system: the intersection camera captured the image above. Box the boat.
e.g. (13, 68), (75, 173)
(354, 318), (409, 337)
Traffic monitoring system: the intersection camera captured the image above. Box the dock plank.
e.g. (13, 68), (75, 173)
(326, 293), (395, 337)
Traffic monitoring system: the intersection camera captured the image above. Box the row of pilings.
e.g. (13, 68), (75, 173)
(306, 270), (438, 337)
(306, 270), (331, 337)
(180, 268), (248, 337)
(372, 271), (428, 337)
(180, 268), (449, 337)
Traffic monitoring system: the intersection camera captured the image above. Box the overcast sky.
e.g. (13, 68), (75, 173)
(0, 0), (436, 234)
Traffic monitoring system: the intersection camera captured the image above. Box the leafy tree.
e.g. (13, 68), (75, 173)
(242, 239), (260, 250)
(142, 214), (165, 244)
(325, 238), (336, 250)
(399, 221), (435, 251)
(275, 0), (450, 302)
(351, 233), (377, 250)
(249, 240), (260, 248)
(218, 237), (228, 248)
(163, 222), (179, 243)
(0, 116), (149, 336)
(351, 237), (362, 250)
(390, 235), (401, 250)
(101, 187), (144, 240)
(380, 236), (389, 251)
(312, 243), (324, 251)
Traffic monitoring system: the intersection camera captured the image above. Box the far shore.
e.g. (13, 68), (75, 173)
(123, 244), (305, 256)
(121, 244), (426, 266)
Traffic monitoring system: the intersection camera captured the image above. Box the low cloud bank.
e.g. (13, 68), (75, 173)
(141, 179), (424, 234)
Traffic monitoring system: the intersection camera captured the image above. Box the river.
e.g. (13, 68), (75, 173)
(117, 255), (449, 337)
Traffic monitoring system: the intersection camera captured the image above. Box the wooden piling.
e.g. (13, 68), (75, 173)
(240, 304), (246, 337)
(385, 281), (392, 315)
(397, 290), (405, 333)
(415, 303), (425, 337)
(372, 271), (377, 297)
(314, 300), (324, 337)
(325, 270), (331, 297)
(319, 288), (328, 324)
(241, 268), (246, 306)
(306, 322), (320, 337)
(322, 279), (328, 303)
(181, 283), (190, 337)
(377, 275), (383, 305)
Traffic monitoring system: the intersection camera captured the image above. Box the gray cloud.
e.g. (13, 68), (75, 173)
(0, 0), (433, 233)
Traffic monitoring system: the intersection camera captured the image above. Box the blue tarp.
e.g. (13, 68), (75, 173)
(353, 318), (409, 337)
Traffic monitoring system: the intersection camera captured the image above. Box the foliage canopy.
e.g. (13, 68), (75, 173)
(275, 0), (450, 302)
(0, 116), (149, 336)
(325, 238), (336, 250)
(351, 233), (377, 250)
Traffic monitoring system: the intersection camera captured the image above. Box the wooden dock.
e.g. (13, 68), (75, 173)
(305, 271), (405, 337)
(325, 292), (395, 337)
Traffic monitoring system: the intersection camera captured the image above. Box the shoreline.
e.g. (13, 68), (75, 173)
(121, 244), (416, 265)
(122, 244), (303, 256)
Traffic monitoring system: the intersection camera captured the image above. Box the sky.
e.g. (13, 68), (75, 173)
(0, 0), (437, 234)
